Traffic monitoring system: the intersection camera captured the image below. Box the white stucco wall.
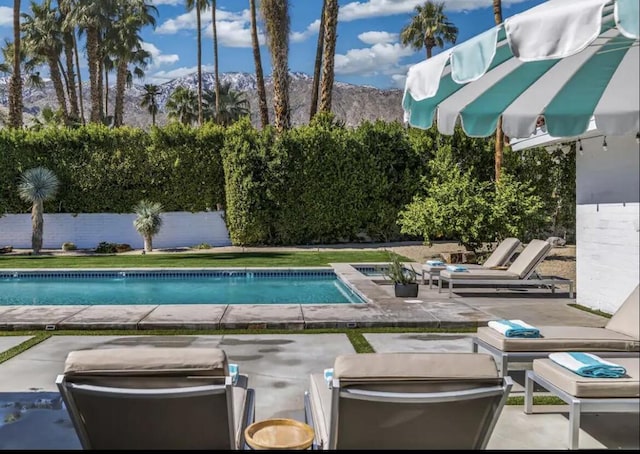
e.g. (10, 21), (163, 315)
(576, 134), (640, 313)
(0, 211), (232, 250)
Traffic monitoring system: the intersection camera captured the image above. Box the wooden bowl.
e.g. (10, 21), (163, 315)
(244, 418), (315, 450)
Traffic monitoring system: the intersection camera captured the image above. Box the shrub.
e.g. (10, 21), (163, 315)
(61, 242), (77, 251)
(115, 243), (132, 253)
(95, 242), (117, 254)
(193, 243), (212, 249)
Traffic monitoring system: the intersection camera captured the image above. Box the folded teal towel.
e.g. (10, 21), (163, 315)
(488, 319), (541, 338)
(426, 260), (445, 266)
(446, 264), (467, 272)
(549, 352), (627, 378)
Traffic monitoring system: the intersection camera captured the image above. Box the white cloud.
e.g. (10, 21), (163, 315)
(358, 31), (398, 45)
(391, 73), (407, 89)
(334, 42), (414, 76)
(150, 0), (183, 5)
(141, 42), (179, 69)
(0, 6), (12, 27)
(291, 19), (320, 43)
(156, 7), (260, 48)
(338, 0), (532, 21)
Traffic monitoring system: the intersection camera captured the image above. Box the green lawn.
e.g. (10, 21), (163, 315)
(0, 250), (408, 268)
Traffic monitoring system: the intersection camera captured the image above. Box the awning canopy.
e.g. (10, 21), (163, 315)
(402, 0), (639, 139)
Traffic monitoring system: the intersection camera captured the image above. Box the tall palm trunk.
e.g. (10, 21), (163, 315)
(249, 0), (269, 127)
(196, 8), (203, 125)
(86, 27), (103, 122)
(318, 0), (337, 113)
(58, 0), (79, 121)
(309, 0), (326, 120)
(73, 34), (85, 123)
(493, 0), (503, 182)
(212, 0), (220, 118)
(32, 200), (44, 255)
(48, 53), (69, 121)
(9, 0), (23, 128)
(113, 59), (128, 126)
(261, 0), (290, 133)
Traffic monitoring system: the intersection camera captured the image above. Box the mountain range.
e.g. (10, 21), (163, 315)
(0, 72), (405, 128)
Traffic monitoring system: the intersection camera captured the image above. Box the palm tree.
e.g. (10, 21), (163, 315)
(140, 83), (161, 126)
(400, 1), (458, 59)
(133, 200), (163, 253)
(493, 0), (504, 182)
(318, 0), (338, 113)
(309, 0), (326, 120)
(260, 0), (291, 133)
(8, 0), (23, 128)
(211, 0), (220, 119)
(22, 0), (69, 123)
(0, 39), (45, 90)
(166, 85), (198, 125)
(203, 83), (250, 126)
(185, 0), (208, 126)
(67, 0), (114, 123)
(18, 167), (60, 255)
(57, 0), (81, 122)
(109, 0), (157, 127)
(249, 0), (269, 128)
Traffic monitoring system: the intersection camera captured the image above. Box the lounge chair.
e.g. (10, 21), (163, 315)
(422, 237), (521, 288)
(472, 285), (639, 376)
(56, 347), (255, 450)
(303, 352), (512, 449)
(438, 239), (573, 298)
(524, 356), (639, 449)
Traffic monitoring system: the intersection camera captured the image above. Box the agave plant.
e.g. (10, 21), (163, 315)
(18, 167), (60, 255)
(133, 200), (163, 252)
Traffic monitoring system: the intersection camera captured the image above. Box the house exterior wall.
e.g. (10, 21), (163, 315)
(576, 134), (639, 314)
(0, 211), (232, 250)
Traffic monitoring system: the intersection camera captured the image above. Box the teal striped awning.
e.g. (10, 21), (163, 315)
(402, 0), (639, 139)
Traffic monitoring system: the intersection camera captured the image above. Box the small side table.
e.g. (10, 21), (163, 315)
(244, 418), (315, 450)
(422, 264), (446, 289)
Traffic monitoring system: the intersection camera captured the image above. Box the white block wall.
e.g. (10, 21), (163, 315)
(576, 134), (640, 313)
(0, 211), (232, 250)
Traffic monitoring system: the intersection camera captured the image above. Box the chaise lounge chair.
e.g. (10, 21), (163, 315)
(472, 285), (639, 376)
(303, 352), (512, 449)
(524, 356), (639, 449)
(56, 347), (255, 450)
(422, 237), (521, 288)
(438, 239), (573, 298)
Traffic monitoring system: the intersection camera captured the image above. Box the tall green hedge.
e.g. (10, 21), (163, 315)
(0, 119), (575, 246)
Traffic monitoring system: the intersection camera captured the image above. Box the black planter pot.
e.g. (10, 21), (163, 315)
(394, 283), (419, 298)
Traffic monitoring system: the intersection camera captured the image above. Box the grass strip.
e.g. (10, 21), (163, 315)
(506, 395), (566, 406)
(0, 333), (52, 365)
(0, 251), (408, 269)
(568, 304), (612, 318)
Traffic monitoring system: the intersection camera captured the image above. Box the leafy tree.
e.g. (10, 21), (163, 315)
(133, 199), (163, 252)
(18, 167), (60, 255)
(400, 1), (458, 59)
(398, 145), (492, 252)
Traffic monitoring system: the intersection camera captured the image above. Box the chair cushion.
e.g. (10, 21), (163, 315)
(63, 347), (228, 376)
(507, 239), (550, 278)
(308, 373), (331, 449)
(476, 326), (640, 352)
(440, 269), (520, 280)
(334, 352), (500, 384)
(533, 357), (640, 398)
(606, 285), (640, 340)
(483, 237), (520, 268)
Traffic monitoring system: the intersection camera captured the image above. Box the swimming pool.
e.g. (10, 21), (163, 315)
(0, 269), (365, 306)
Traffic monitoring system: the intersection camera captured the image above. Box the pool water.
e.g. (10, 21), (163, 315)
(0, 270), (365, 306)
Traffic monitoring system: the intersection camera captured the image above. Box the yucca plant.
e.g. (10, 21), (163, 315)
(133, 200), (163, 252)
(18, 167), (59, 255)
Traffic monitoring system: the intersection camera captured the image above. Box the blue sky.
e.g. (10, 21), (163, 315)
(0, 0), (546, 89)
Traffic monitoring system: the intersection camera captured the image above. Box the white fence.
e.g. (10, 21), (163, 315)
(0, 211), (232, 250)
